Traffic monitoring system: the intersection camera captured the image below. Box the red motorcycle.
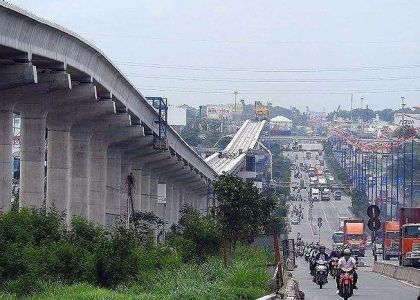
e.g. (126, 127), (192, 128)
(338, 267), (354, 300)
(330, 257), (339, 278)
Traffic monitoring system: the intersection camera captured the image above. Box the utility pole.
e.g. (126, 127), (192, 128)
(411, 139), (414, 207)
(234, 91), (238, 122)
(385, 153), (389, 220)
(360, 97), (364, 133)
(401, 96), (406, 124)
(390, 144), (394, 220)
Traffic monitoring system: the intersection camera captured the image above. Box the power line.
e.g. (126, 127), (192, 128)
(126, 73), (420, 83)
(139, 86), (420, 95)
(80, 32), (420, 46)
(116, 61), (420, 73)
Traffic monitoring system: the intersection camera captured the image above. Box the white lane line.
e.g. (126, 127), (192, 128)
(320, 201), (333, 231)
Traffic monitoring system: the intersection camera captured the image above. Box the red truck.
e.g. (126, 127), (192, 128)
(343, 220), (367, 257)
(382, 221), (400, 260)
(399, 207), (420, 267)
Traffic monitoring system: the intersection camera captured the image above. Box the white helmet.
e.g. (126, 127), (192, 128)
(343, 249), (351, 255)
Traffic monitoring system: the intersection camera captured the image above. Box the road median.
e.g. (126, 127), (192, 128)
(372, 261), (420, 287)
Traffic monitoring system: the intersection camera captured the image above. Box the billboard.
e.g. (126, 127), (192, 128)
(206, 104), (243, 119)
(167, 106), (187, 126)
(394, 113), (420, 128)
(206, 105), (232, 119)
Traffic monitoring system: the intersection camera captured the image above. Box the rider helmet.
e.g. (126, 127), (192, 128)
(343, 249), (351, 256)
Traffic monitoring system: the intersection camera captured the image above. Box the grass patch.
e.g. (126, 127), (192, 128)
(0, 246), (272, 300)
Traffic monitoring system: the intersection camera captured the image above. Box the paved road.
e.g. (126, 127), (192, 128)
(285, 149), (420, 300)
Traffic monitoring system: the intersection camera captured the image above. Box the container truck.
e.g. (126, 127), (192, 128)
(382, 221), (400, 260)
(343, 220), (366, 257)
(399, 207), (420, 267)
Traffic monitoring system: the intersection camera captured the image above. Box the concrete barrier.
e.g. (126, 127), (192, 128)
(372, 262), (420, 287)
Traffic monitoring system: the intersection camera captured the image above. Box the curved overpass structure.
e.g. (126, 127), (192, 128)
(206, 120), (266, 175)
(0, 2), (216, 227)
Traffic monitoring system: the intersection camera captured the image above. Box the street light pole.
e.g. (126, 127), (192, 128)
(403, 141), (406, 207)
(385, 154), (389, 220)
(390, 144), (395, 220)
(411, 139), (414, 207)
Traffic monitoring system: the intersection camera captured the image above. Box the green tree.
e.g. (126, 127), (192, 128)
(214, 174), (275, 253)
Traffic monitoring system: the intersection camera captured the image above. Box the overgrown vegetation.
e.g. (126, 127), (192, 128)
(213, 174), (280, 256)
(0, 209), (176, 297)
(168, 206), (223, 262)
(0, 246), (272, 300)
(0, 173), (278, 299)
(323, 141), (352, 189)
(323, 141), (369, 218)
(271, 143), (292, 196)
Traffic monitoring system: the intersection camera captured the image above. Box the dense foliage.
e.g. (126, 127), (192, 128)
(271, 144), (292, 195)
(214, 174), (278, 252)
(327, 107), (420, 123)
(323, 141), (352, 187)
(0, 209), (179, 297)
(0, 246), (272, 300)
(168, 205), (223, 262)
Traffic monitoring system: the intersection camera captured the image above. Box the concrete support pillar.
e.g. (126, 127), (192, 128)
(130, 166), (141, 212)
(150, 175), (159, 214)
(69, 128), (90, 219)
(179, 189), (185, 210)
(120, 160), (132, 216)
(18, 104), (47, 208)
(105, 150), (121, 227)
(183, 191), (192, 207)
(0, 105), (13, 212)
(156, 181), (166, 222)
(140, 174), (151, 212)
(46, 127), (70, 214)
(88, 137), (107, 225)
(165, 183), (174, 230)
(172, 186), (180, 224)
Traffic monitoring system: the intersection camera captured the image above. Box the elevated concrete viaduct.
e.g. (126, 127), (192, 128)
(0, 2), (217, 231)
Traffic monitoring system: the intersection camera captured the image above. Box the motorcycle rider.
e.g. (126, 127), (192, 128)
(336, 248), (358, 294)
(309, 245), (321, 275)
(313, 245), (329, 281)
(314, 245), (329, 261)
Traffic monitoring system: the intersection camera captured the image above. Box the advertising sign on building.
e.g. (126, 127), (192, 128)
(394, 113), (420, 128)
(206, 105), (233, 119)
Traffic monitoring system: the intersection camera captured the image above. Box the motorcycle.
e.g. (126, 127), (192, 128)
(297, 245), (305, 257)
(330, 257), (339, 278)
(304, 248), (311, 262)
(314, 259), (328, 289)
(338, 267), (354, 300)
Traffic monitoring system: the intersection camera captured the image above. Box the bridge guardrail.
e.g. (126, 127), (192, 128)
(372, 261), (420, 287)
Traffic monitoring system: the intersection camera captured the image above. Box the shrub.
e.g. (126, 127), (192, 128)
(168, 206), (222, 262)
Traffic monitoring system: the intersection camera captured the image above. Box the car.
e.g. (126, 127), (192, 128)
(291, 181), (299, 190)
(334, 191), (341, 201)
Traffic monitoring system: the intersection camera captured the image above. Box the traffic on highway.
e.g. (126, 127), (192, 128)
(285, 143), (419, 300)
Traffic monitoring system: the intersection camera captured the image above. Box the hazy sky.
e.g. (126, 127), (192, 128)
(8, 0), (420, 111)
